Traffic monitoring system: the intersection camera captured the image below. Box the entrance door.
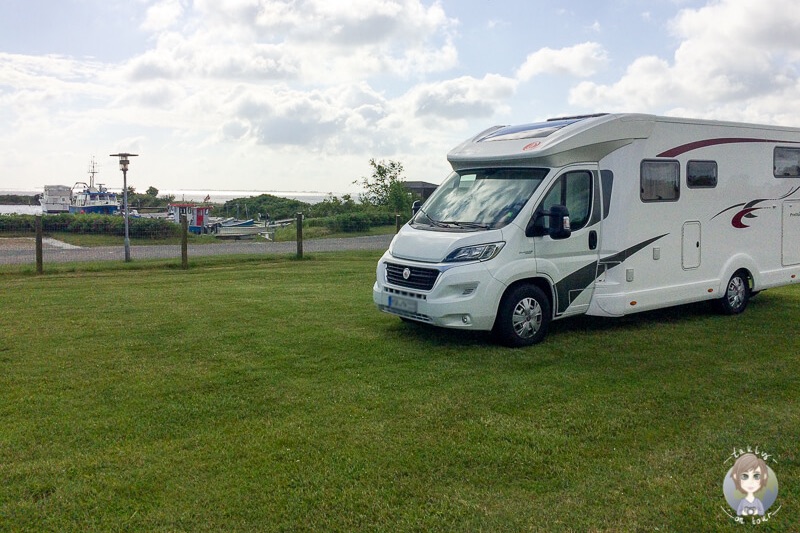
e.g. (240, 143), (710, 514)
(783, 200), (800, 266)
(682, 221), (701, 269)
(533, 166), (602, 317)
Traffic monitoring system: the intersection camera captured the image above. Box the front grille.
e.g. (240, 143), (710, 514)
(384, 287), (427, 300)
(385, 262), (440, 291)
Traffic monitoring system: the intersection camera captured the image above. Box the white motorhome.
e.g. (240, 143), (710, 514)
(373, 113), (800, 346)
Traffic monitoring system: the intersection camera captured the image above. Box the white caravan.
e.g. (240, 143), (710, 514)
(373, 113), (800, 346)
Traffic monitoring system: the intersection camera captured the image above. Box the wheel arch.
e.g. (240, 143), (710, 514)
(499, 276), (556, 319)
(719, 254), (757, 292)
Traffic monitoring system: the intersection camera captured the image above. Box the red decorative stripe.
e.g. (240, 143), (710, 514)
(656, 137), (800, 158)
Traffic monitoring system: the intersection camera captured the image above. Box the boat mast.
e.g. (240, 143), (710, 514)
(88, 157), (98, 189)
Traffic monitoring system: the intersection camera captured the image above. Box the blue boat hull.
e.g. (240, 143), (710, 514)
(69, 205), (119, 215)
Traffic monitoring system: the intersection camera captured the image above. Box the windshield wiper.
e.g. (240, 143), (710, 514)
(416, 210), (452, 228)
(440, 221), (490, 230)
(415, 210), (490, 230)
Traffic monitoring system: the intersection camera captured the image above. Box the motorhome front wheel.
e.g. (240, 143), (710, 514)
(493, 284), (552, 347)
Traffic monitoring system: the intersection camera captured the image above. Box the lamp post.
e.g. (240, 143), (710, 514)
(110, 153), (138, 262)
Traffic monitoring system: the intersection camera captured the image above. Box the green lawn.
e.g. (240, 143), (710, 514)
(1, 251), (798, 531)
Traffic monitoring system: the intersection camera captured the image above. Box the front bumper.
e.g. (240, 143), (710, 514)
(372, 252), (505, 331)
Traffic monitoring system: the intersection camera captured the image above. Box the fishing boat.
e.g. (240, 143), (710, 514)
(39, 185), (72, 213)
(69, 159), (120, 215)
(221, 218), (254, 227)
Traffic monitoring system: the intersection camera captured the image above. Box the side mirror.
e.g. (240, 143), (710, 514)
(411, 200), (421, 216)
(525, 204), (572, 239)
(548, 204), (571, 239)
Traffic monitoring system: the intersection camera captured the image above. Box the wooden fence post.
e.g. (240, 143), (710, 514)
(35, 215), (43, 275)
(181, 214), (189, 269)
(395, 214), (402, 233)
(296, 212), (303, 259)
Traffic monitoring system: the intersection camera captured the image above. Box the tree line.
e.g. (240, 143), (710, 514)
(215, 159), (419, 231)
(2, 159), (423, 233)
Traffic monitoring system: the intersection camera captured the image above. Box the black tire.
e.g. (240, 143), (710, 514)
(717, 271), (750, 315)
(493, 284), (552, 347)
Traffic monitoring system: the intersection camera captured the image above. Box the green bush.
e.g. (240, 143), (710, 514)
(0, 215), (35, 232)
(333, 213), (370, 232)
(303, 210), (399, 233)
(129, 217), (181, 239)
(365, 211), (398, 226)
(0, 214), (180, 239)
(42, 214), (73, 232)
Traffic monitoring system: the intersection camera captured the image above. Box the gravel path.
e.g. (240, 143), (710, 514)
(0, 235), (393, 265)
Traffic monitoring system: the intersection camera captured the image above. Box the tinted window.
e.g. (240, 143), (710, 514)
(687, 160), (717, 188)
(600, 170), (613, 219)
(641, 160), (679, 202)
(539, 171), (593, 231)
(774, 147), (800, 177)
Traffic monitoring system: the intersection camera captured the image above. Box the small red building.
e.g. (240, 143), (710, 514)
(168, 203), (212, 234)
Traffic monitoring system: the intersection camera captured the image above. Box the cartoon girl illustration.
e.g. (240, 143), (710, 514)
(730, 453), (768, 516)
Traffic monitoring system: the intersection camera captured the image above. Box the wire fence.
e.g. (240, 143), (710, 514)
(0, 213), (397, 272)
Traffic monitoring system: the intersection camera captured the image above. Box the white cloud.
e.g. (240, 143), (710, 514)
(0, 0), (467, 190)
(141, 0), (186, 32)
(569, 56), (677, 111)
(21, 1), (800, 193)
(569, 0), (800, 116)
(131, 0), (457, 85)
(411, 74), (518, 120)
(516, 42), (609, 81)
(125, 36), (298, 82)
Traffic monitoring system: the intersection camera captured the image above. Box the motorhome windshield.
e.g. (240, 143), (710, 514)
(412, 168), (548, 231)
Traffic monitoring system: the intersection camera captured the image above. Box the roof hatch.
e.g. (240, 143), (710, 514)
(477, 113), (608, 143)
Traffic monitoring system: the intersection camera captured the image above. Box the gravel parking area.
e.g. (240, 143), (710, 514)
(0, 234), (393, 265)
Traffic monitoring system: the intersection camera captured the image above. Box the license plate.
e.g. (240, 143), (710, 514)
(388, 295), (417, 313)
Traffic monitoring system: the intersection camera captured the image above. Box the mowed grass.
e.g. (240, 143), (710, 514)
(1, 251), (798, 531)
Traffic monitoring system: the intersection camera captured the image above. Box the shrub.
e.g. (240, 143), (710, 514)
(332, 213), (370, 232)
(0, 214), (180, 239)
(129, 218), (181, 239)
(0, 215), (35, 232)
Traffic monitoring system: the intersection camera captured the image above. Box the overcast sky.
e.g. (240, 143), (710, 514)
(2, 0), (800, 196)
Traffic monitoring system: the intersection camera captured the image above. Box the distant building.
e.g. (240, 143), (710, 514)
(403, 181), (439, 200)
(168, 203), (211, 234)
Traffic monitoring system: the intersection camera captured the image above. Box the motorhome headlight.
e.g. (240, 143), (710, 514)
(444, 242), (505, 262)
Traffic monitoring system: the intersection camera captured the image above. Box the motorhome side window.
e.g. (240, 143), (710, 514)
(641, 160), (679, 202)
(538, 171), (592, 231)
(687, 160), (717, 188)
(774, 147), (800, 177)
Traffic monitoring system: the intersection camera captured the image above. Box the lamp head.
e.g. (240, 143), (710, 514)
(109, 153), (138, 172)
